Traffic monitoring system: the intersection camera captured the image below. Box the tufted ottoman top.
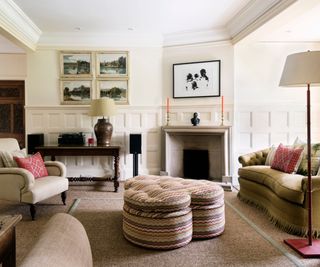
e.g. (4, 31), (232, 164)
(124, 175), (224, 213)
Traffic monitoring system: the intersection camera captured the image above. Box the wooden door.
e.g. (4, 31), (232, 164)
(0, 81), (25, 148)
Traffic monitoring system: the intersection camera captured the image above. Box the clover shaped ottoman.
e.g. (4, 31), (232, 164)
(122, 175), (225, 249)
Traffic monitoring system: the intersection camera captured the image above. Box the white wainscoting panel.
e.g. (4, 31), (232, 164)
(26, 104), (233, 181)
(25, 105), (163, 180)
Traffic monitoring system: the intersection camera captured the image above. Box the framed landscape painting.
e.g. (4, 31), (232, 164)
(96, 52), (128, 78)
(173, 60), (220, 98)
(60, 52), (92, 77)
(97, 80), (128, 104)
(61, 80), (93, 105)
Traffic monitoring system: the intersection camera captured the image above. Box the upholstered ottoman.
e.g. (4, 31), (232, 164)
(123, 175), (225, 249)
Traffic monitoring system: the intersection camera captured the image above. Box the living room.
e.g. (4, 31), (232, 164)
(1, 0), (320, 266)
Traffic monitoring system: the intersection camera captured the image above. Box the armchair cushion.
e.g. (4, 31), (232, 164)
(0, 148), (27, 167)
(14, 152), (48, 178)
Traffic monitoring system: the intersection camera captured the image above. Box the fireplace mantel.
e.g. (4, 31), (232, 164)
(162, 125), (232, 181)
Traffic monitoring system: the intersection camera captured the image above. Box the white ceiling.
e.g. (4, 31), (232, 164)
(12, 0), (250, 36)
(1, 0), (320, 52)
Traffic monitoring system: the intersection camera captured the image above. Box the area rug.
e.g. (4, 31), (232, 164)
(2, 183), (320, 266)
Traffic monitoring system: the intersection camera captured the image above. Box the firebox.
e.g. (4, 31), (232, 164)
(183, 149), (209, 179)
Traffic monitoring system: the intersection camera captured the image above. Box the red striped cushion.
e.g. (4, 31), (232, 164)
(271, 144), (303, 174)
(14, 152), (48, 178)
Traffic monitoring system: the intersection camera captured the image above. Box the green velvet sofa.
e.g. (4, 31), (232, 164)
(237, 148), (320, 237)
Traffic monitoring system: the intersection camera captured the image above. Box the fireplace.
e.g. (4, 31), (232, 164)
(163, 126), (231, 181)
(183, 149), (209, 179)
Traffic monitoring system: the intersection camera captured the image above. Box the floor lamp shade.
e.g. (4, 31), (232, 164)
(279, 51), (320, 258)
(89, 98), (117, 146)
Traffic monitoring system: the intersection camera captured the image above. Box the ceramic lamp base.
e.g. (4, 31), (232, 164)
(94, 118), (113, 146)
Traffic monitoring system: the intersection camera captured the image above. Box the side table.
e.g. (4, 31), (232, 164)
(0, 214), (22, 267)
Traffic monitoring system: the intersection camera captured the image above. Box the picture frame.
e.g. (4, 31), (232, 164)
(96, 52), (128, 78)
(97, 79), (128, 104)
(173, 60), (220, 98)
(60, 79), (93, 105)
(60, 52), (93, 77)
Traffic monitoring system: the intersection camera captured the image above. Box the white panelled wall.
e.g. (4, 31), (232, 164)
(26, 104), (232, 180)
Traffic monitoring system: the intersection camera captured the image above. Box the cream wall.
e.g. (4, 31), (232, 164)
(163, 42), (234, 108)
(0, 53), (26, 80)
(26, 47), (163, 106)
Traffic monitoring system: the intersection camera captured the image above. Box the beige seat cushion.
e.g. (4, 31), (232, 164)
(238, 165), (304, 204)
(21, 176), (69, 204)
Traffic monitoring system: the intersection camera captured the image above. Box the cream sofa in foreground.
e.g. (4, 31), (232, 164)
(238, 148), (320, 237)
(20, 213), (92, 267)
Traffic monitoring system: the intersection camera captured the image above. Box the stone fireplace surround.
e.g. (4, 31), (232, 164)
(162, 126), (231, 181)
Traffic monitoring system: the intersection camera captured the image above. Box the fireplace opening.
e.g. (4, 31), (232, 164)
(183, 149), (209, 179)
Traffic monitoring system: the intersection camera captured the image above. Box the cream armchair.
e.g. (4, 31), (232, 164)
(0, 138), (68, 220)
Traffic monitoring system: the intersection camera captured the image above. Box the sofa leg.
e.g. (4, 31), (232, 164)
(61, 191), (67, 205)
(30, 204), (36, 220)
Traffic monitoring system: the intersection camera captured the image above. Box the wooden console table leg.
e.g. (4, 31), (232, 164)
(114, 155), (120, 192)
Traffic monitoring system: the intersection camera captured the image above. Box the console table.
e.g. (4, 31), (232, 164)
(36, 145), (120, 192)
(0, 214), (22, 267)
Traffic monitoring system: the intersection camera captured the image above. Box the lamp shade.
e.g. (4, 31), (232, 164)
(89, 98), (116, 117)
(279, 51), (320, 87)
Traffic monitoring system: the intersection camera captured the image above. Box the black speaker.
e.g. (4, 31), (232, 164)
(130, 134), (141, 154)
(27, 133), (44, 154)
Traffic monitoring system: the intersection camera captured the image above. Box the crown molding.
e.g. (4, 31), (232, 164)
(163, 28), (230, 47)
(37, 32), (164, 49)
(227, 0), (297, 44)
(0, 0), (41, 51)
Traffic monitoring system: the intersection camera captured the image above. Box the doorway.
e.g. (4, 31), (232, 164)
(0, 80), (25, 148)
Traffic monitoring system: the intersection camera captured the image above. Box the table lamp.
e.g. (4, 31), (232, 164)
(89, 98), (117, 146)
(279, 50), (320, 258)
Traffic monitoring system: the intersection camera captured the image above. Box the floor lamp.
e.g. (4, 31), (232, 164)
(279, 51), (320, 258)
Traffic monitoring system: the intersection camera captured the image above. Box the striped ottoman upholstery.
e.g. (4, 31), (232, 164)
(123, 175), (225, 249)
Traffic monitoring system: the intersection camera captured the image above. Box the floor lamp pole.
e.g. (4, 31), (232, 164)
(307, 84), (312, 246)
(284, 84), (320, 257)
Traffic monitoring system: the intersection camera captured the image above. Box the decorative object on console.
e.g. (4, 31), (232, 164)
(191, 112), (200, 126)
(173, 60), (220, 98)
(89, 98), (117, 146)
(58, 132), (85, 146)
(279, 50), (320, 258)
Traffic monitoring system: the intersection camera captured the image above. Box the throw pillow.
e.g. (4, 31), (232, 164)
(0, 149), (27, 167)
(14, 152), (48, 178)
(271, 144), (304, 174)
(293, 137), (320, 176)
(265, 145), (277, 166)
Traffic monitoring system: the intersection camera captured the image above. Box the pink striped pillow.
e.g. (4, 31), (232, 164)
(271, 144), (303, 174)
(14, 152), (48, 178)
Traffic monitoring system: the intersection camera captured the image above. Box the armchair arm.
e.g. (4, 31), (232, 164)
(0, 168), (35, 200)
(238, 148), (270, 167)
(45, 161), (66, 177)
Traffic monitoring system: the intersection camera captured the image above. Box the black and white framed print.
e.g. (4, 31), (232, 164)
(173, 60), (220, 98)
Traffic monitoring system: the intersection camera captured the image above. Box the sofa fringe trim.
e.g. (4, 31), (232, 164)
(237, 192), (320, 238)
